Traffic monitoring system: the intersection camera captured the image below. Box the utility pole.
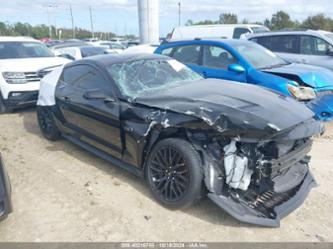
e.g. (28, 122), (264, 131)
(46, 5), (52, 38)
(89, 6), (94, 39)
(69, 4), (75, 39)
(178, 0), (181, 26)
(43, 4), (58, 39)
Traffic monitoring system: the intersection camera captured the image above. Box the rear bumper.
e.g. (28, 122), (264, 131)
(3, 91), (38, 109)
(0, 155), (12, 221)
(208, 171), (316, 227)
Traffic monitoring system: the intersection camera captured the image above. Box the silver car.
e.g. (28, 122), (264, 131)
(244, 30), (333, 71)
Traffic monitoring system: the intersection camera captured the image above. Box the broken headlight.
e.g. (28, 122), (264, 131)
(287, 84), (316, 101)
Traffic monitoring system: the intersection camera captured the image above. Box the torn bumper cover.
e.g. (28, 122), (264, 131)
(208, 172), (316, 227)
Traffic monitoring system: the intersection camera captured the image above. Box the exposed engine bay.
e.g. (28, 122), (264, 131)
(189, 131), (315, 227)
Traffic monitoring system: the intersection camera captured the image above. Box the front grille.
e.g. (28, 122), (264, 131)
(24, 72), (41, 82)
(316, 90), (333, 97)
(269, 139), (312, 178)
(243, 185), (300, 217)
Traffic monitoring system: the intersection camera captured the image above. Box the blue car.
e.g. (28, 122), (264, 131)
(155, 39), (333, 121)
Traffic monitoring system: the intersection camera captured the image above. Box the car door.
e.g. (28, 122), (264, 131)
(201, 45), (247, 82)
(55, 64), (122, 159)
(299, 35), (333, 70)
(169, 44), (205, 76)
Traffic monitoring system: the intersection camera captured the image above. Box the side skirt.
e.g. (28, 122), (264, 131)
(62, 134), (144, 178)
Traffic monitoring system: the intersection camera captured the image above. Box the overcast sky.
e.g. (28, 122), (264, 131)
(0, 0), (332, 36)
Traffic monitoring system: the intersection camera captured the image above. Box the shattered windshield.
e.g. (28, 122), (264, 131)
(107, 59), (202, 98)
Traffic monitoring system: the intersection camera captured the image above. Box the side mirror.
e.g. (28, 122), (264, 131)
(83, 90), (115, 102)
(326, 47), (333, 56)
(228, 64), (246, 73)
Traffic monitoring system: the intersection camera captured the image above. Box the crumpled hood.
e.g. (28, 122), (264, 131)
(135, 79), (317, 139)
(0, 57), (70, 72)
(263, 63), (333, 89)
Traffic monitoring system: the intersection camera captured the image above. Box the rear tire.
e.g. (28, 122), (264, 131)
(37, 106), (61, 141)
(146, 138), (204, 209)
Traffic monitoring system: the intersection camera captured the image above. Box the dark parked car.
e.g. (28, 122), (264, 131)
(0, 153), (12, 221)
(36, 54), (323, 227)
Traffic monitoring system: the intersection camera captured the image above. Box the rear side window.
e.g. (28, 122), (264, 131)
(171, 45), (201, 65)
(61, 65), (111, 93)
(202, 45), (237, 69)
(233, 28), (250, 39)
(300, 35), (332, 56)
(255, 35), (298, 53)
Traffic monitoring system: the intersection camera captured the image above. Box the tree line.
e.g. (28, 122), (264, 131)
(1, 10), (333, 40)
(185, 11), (333, 32)
(0, 21), (120, 40)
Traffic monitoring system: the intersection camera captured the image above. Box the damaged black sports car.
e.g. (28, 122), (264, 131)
(36, 54), (323, 227)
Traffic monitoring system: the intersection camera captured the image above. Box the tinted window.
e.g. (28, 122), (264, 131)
(0, 42), (54, 59)
(300, 36), (332, 55)
(62, 65), (111, 93)
(256, 35), (298, 53)
(203, 46), (237, 69)
(233, 28), (250, 39)
(171, 45), (201, 65)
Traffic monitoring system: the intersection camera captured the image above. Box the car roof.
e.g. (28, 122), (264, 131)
(163, 38), (251, 47)
(175, 24), (266, 29)
(67, 53), (169, 68)
(246, 29), (333, 38)
(52, 42), (89, 49)
(0, 36), (40, 42)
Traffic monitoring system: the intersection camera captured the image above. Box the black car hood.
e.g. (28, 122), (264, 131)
(135, 79), (318, 140)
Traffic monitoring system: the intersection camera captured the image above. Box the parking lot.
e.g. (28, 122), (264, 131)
(0, 109), (332, 242)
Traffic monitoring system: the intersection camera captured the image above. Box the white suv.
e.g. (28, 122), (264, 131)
(0, 36), (70, 113)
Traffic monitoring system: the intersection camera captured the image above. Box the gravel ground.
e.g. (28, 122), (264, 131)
(0, 109), (332, 242)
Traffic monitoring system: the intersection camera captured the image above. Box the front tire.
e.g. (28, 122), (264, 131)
(146, 138), (204, 209)
(0, 93), (10, 114)
(37, 106), (61, 141)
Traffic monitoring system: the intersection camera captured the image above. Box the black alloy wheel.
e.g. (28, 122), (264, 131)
(37, 107), (61, 141)
(146, 138), (204, 208)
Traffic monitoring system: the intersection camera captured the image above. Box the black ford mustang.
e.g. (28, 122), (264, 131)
(36, 54), (323, 227)
(0, 153), (12, 221)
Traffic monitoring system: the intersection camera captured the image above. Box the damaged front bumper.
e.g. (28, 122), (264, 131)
(208, 171), (316, 227)
(201, 127), (319, 227)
